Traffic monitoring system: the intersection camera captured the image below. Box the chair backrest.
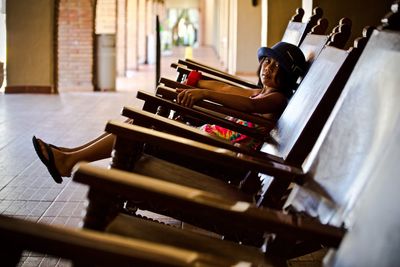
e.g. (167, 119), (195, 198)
(327, 117), (400, 267)
(283, 24), (400, 255)
(260, 27), (371, 166)
(300, 17), (354, 67)
(281, 7), (323, 46)
(326, 17), (352, 49)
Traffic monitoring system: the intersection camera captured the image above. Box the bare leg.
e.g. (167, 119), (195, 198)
(50, 119), (133, 152)
(37, 133), (115, 177)
(51, 132), (110, 152)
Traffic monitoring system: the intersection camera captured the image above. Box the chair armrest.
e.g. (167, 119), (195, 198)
(172, 59), (259, 88)
(155, 85), (273, 126)
(0, 215), (226, 267)
(122, 106), (284, 163)
(159, 77), (194, 90)
(173, 64), (258, 88)
(136, 90), (267, 140)
(106, 120), (303, 180)
(184, 58), (227, 72)
(73, 163), (344, 247)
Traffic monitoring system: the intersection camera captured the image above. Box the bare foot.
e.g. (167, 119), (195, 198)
(35, 138), (74, 177)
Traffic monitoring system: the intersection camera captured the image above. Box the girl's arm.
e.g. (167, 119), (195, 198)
(196, 80), (262, 97)
(177, 89), (287, 114)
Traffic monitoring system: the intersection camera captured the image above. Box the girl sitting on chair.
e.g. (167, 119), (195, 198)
(32, 42), (306, 184)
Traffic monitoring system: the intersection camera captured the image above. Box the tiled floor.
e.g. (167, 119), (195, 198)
(0, 92), (141, 266)
(0, 46), (325, 266)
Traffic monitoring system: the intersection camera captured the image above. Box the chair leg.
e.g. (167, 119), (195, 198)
(83, 188), (123, 231)
(1, 245), (23, 267)
(261, 179), (292, 209)
(266, 236), (323, 260)
(239, 171), (263, 196)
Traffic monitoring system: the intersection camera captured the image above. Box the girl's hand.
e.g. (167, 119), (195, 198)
(177, 89), (206, 107)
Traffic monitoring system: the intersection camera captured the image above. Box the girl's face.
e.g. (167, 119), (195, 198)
(259, 57), (282, 88)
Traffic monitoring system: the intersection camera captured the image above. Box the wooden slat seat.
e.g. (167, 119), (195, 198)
(132, 154), (252, 202)
(106, 214), (267, 265)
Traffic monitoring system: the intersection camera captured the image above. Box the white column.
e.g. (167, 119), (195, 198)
(126, 0), (138, 72)
(302, 0), (314, 21)
(234, 0), (261, 74)
(227, 0), (237, 74)
(261, 0), (268, 46)
(116, 0), (126, 76)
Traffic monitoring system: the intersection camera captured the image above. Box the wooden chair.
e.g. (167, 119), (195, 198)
(70, 7), (400, 261)
(282, 7), (311, 45)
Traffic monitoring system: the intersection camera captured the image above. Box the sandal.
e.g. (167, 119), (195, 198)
(32, 136), (63, 184)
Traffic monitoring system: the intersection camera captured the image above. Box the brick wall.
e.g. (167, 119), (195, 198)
(57, 0), (94, 91)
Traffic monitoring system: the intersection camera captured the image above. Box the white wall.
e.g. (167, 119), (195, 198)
(302, 0), (314, 22)
(218, 0), (229, 70)
(235, 0), (261, 74)
(95, 0), (116, 34)
(203, 0), (215, 46)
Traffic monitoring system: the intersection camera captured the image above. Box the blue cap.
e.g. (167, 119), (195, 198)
(257, 42), (306, 80)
